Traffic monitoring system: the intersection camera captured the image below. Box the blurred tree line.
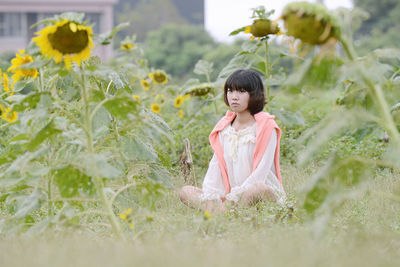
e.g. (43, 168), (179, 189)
(353, 0), (400, 54)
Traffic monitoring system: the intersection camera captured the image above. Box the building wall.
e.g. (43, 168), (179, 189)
(0, 0), (118, 61)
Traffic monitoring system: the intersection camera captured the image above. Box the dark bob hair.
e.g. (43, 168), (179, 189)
(223, 69), (266, 115)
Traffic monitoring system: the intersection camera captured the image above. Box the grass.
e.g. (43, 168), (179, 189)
(1, 163), (399, 266)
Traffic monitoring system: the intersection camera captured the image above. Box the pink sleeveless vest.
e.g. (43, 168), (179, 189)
(209, 110), (282, 196)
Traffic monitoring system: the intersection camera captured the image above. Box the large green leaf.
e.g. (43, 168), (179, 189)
(26, 120), (62, 151)
(120, 136), (159, 163)
(14, 188), (46, 219)
(77, 153), (122, 179)
(97, 22), (130, 45)
(11, 92), (52, 112)
(193, 60), (214, 76)
(53, 165), (94, 197)
(103, 96), (138, 119)
(303, 156), (371, 214)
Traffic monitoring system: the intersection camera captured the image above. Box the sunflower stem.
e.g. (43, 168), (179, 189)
(79, 67), (124, 240)
(263, 40), (271, 106)
(38, 68), (44, 92)
(340, 37), (400, 146)
(47, 173), (53, 217)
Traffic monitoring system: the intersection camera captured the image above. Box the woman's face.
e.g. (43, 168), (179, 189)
(227, 88), (250, 113)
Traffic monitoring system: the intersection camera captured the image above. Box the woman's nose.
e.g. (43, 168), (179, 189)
(231, 91), (239, 99)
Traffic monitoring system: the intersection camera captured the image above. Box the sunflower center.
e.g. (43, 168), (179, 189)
(153, 73), (167, 83)
(48, 22), (89, 54)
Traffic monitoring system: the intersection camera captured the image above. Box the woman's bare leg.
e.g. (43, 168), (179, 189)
(179, 186), (225, 213)
(179, 185), (202, 209)
(239, 182), (276, 206)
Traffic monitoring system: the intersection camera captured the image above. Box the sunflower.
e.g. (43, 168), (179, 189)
(150, 103), (161, 113)
(178, 109), (183, 118)
(1, 106), (18, 123)
(140, 79), (150, 91)
(148, 71), (168, 84)
(33, 19), (94, 69)
(2, 73), (10, 92)
(121, 43), (135, 51)
(7, 50), (38, 81)
(174, 95), (183, 108)
(281, 1), (340, 45)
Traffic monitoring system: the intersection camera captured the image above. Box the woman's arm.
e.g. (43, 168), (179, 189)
(200, 153), (226, 202)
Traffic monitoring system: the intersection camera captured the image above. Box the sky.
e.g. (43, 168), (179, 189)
(204, 0), (353, 43)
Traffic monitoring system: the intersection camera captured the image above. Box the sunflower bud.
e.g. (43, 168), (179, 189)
(250, 19), (280, 37)
(186, 83), (215, 97)
(282, 1), (340, 45)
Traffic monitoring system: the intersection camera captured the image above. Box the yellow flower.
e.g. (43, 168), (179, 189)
(178, 109), (183, 118)
(33, 19), (94, 69)
(129, 222), (134, 229)
(174, 95), (183, 108)
(121, 43), (135, 50)
(183, 94), (190, 100)
(151, 103), (161, 113)
(203, 211), (212, 220)
(140, 79), (150, 91)
(119, 213), (127, 220)
(124, 208), (132, 215)
(2, 73), (10, 92)
(244, 26), (251, 33)
(132, 94), (141, 102)
(148, 71), (168, 84)
(7, 50), (38, 81)
(1, 107), (18, 123)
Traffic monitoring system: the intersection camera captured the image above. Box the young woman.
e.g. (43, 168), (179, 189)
(179, 69), (285, 213)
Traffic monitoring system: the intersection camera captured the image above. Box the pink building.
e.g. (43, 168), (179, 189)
(0, 0), (118, 60)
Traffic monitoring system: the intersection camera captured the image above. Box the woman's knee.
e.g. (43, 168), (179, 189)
(179, 185), (200, 204)
(179, 186), (190, 203)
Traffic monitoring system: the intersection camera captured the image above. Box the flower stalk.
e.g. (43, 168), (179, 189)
(79, 67), (123, 239)
(340, 37), (400, 146)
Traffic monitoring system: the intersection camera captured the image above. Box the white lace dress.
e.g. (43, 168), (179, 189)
(200, 123), (286, 204)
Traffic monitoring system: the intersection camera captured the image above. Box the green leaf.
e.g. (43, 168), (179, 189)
(373, 48), (400, 60)
(97, 22), (130, 45)
(12, 92), (51, 112)
(78, 153), (122, 179)
(53, 165), (95, 197)
(56, 12), (85, 23)
(256, 61), (266, 74)
(229, 26), (247, 36)
(14, 188), (45, 219)
(193, 60), (214, 76)
(103, 96), (138, 119)
(217, 55), (252, 80)
(303, 156), (371, 215)
(241, 40), (261, 53)
(284, 58), (313, 88)
(120, 136), (159, 163)
(26, 120), (62, 151)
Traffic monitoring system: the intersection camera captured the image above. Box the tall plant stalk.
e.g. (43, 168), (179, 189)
(340, 37), (400, 146)
(80, 68), (123, 239)
(263, 40), (271, 103)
